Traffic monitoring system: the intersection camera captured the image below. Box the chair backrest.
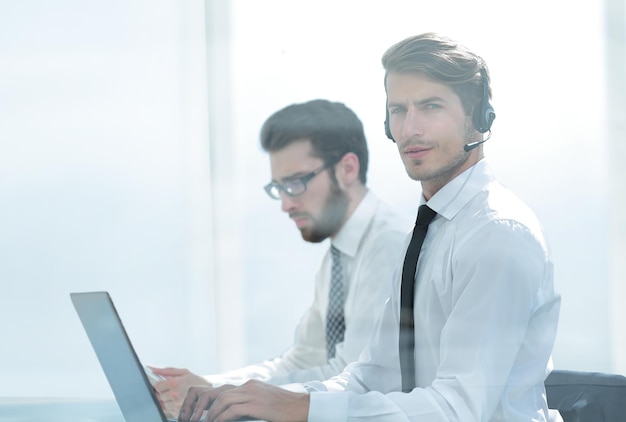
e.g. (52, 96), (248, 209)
(545, 369), (626, 422)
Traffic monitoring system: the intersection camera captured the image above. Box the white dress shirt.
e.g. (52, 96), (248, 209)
(306, 160), (561, 421)
(205, 190), (412, 386)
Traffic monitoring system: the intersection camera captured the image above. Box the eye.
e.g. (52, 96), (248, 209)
(389, 106), (406, 115)
(282, 179), (300, 189)
(423, 103), (441, 110)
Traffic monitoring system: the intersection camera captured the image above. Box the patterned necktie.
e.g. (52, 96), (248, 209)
(399, 204), (437, 392)
(326, 245), (345, 360)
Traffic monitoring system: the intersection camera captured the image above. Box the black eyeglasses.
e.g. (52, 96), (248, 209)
(263, 164), (329, 200)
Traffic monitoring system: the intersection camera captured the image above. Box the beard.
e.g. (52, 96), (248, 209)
(299, 180), (350, 243)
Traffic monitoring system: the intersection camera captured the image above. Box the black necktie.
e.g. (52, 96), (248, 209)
(399, 204), (437, 392)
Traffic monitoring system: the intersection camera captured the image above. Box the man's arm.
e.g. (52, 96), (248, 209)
(201, 228), (407, 387)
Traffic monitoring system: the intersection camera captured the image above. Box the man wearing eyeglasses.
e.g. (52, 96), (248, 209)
(151, 99), (412, 415)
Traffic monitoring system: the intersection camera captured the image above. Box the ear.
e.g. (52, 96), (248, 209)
(334, 152), (360, 189)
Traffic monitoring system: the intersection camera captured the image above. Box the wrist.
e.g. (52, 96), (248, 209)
(296, 391), (310, 421)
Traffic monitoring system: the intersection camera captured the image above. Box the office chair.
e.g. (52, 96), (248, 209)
(545, 369), (626, 422)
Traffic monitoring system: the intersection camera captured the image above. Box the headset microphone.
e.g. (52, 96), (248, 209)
(463, 139), (487, 152)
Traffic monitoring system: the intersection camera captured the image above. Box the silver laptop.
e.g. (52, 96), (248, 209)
(70, 291), (178, 422)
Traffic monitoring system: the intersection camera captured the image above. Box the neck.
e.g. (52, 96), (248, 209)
(347, 184), (368, 214)
(421, 152), (483, 200)
(329, 184), (368, 240)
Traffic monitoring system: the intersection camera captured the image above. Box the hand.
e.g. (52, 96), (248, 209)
(179, 380), (310, 422)
(149, 366), (211, 417)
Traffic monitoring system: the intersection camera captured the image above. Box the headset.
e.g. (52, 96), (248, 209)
(472, 68), (496, 134)
(384, 68), (496, 144)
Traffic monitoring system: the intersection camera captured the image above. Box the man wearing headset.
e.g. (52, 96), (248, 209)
(177, 33), (562, 422)
(151, 99), (412, 417)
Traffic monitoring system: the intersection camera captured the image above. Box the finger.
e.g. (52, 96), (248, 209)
(205, 388), (253, 422)
(156, 392), (175, 407)
(179, 386), (213, 421)
(189, 385), (239, 422)
(189, 389), (220, 422)
(153, 379), (171, 394)
(178, 387), (199, 421)
(151, 366), (189, 377)
(207, 404), (249, 422)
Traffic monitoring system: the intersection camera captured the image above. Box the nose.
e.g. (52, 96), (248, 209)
(400, 107), (425, 141)
(280, 191), (298, 213)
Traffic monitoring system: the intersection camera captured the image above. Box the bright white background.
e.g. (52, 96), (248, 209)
(0, 0), (624, 398)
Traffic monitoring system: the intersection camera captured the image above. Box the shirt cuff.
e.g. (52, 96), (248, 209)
(308, 391), (348, 421)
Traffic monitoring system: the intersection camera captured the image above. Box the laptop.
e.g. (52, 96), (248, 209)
(70, 291), (178, 422)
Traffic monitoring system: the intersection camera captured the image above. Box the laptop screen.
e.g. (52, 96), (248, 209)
(71, 291), (173, 422)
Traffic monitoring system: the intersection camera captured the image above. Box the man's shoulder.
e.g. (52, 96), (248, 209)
(460, 182), (548, 246)
(371, 198), (413, 234)
(360, 199), (412, 253)
(483, 182), (542, 227)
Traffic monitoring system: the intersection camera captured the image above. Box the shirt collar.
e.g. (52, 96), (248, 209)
(331, 190), (378, 258)
(425, 159), (496, 221)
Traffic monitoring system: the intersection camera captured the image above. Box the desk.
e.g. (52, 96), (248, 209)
(0, 397), (124, 421)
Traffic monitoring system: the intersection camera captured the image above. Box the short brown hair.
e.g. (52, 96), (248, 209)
(260, 99), (369, 184)
(382, 32), (491, 116)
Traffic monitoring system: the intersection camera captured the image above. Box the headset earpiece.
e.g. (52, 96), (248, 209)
(472, 69), (496, 133)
